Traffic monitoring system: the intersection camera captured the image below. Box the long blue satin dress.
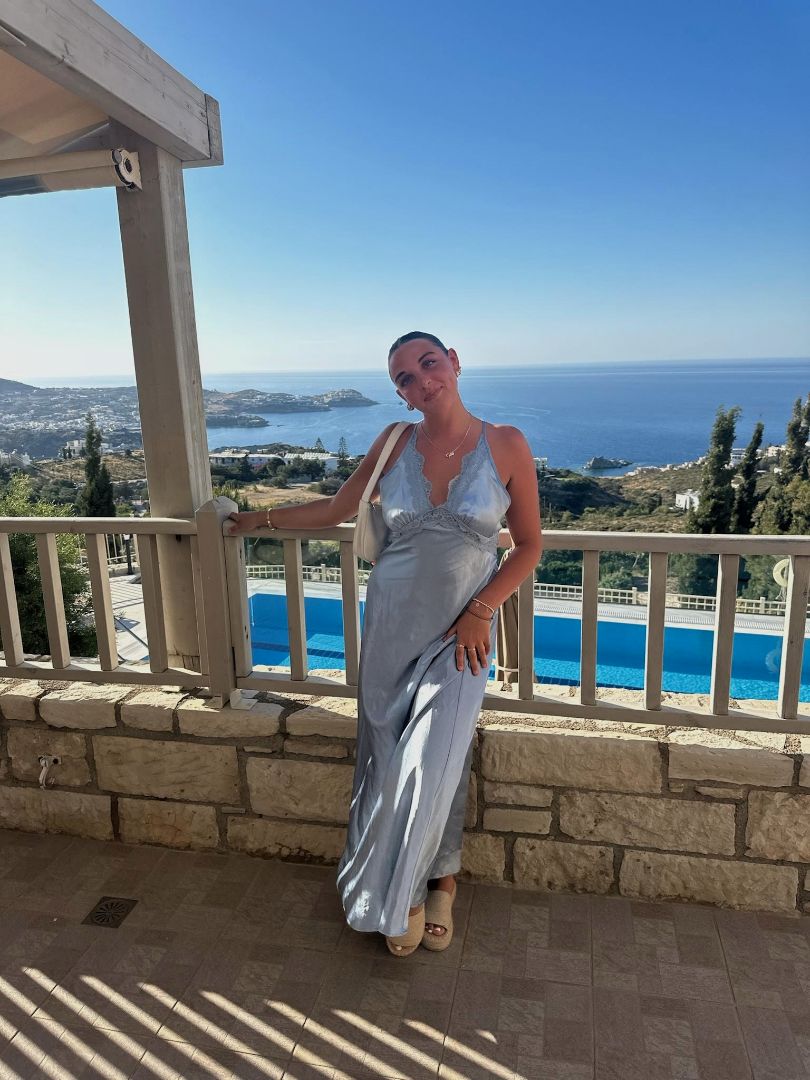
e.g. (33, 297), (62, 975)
(337, 422), (511, 936)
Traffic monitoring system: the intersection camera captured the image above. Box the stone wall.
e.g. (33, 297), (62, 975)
(0, 678), (808, 914)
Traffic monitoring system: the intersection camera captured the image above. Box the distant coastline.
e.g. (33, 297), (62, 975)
(8, 358), (808, 471)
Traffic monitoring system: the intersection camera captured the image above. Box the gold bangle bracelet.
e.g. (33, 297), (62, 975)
(466, 604), (492, 622)
(470, 596), (496, 617)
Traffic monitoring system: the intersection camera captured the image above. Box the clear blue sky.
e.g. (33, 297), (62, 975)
(2, 0), (809, 379)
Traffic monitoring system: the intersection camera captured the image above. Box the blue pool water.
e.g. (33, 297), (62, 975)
(250, 594), (810, 701)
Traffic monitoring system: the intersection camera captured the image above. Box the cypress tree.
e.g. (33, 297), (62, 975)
(688, 406), (740, 534)
(757, 393), (809, 534)
(782, 396), (810, 479)
(673, 406), (739, 595)
(731, 421), (764, 534)
(77, 413), (116, 517)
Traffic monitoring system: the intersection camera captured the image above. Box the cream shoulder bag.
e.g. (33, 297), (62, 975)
(354, 422), (410, 563)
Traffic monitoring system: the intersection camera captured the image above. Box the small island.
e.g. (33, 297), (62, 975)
(583, 456), (632, 471)
(202, 387), (377, 426)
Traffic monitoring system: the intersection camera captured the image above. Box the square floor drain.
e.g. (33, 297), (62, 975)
(82, 896), (138, 928)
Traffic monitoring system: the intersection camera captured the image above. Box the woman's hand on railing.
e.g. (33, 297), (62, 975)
(226, 510), (273, 535)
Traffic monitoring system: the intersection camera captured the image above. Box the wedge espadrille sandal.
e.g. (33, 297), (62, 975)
(386, 905), (425, 957)
(422, 882), (457, 952)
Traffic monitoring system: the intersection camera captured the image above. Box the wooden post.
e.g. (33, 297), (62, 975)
(710, 553), (739, 716)
(115, 130), (212, 670)
(645, 552), (668, 710)
(195, 498), (238, 703)
(778, 555), (810, 721)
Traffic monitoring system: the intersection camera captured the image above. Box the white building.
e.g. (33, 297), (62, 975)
(0, 450), (31, 467)
(675, 490), (700, 510)
(282, 451), (338, 472)
(209, 449), (338, 472)
(209, 450), (248, 468)
(247, 453), (284, 468)
(730, 447), (745, 466)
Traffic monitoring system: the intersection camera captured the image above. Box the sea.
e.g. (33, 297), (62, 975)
(34, 358), (809, 474)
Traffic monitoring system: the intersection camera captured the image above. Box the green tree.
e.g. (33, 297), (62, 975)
(757, 395), (810, 533)
(314, 437), (326, 453)
(731, 421), (764, 534)
(782, 395), (810, 479)
(337, 436), (349, 462)
(688, 406), (740, 534)
(212, 483), (252, 512)
(673, 406), (739, 595)
(535, 550), (581, 585)
(77, 414), (115, 517)
(0, 475), (96, 656)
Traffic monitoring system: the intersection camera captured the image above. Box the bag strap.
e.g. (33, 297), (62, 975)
(361, 421), (411, 503)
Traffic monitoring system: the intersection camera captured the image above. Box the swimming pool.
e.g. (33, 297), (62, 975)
(249, 593), (810, 701)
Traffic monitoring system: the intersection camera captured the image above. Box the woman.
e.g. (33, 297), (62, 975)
(229, 332), (542, 955)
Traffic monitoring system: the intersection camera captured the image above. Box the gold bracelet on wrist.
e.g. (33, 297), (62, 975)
(466, 603), (492, 622)
(265, 510), (274, 529)
(469, 596), (496, 617)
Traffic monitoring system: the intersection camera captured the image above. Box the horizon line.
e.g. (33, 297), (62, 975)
(16, 354), (810, 385)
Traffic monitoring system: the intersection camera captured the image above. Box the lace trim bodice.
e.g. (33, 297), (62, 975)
(379, 422), (511, 554)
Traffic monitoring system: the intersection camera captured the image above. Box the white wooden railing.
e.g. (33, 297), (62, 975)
(0, 514), (204, 687)
(1, 501), (808, 731)
(228, 523), (810, 732)
(244, 564), (799, 617)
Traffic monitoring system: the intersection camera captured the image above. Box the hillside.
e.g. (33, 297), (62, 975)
(0, 377), (36, 394)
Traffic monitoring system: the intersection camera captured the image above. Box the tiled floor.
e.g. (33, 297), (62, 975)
(1, 830), (809, 1080)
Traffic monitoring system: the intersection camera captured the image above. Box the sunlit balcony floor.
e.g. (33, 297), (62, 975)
(1, 829), (808, 1079)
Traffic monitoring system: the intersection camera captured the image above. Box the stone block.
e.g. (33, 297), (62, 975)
(283, 738), (349, 759)
(559, 792), (736, 856)
(465, 772), (478, 829)
(484, 782), (553, 807)
(39, 684), (130, 730)
(798, 751), (810, 789)
(481, 728), (662, 793)
(513, 838), (614, 894)
(121, 688), (187, 732)
(746, 792), (810, 862)
(696, 785), (746, 800)
(0, 785), (111, 840)
(460, 833), (505, 881)
(178, 698), (282, 737)
(7, 729), (90, 787)
(620, 850), (798, 913)
(0, 680), (46, 722)
(119, 798), (219, 850)
(286, 703), (357, 739)
(483, 808), (551, 834)
(668, 731), (793, 787)
(93, 736), (240, 803)
(246, 758), (353, 823)
(228, 817), (346, 861)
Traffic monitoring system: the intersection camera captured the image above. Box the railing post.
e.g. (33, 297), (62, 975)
(778, 555), (810, 721)
(517, 574), (535, 700)
(194, 497), (238, 704)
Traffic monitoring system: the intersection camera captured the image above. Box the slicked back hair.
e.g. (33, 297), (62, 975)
(387, 331), (448, 361)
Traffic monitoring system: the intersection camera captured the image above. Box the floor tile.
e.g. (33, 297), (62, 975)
(8, 828), (810, 1080)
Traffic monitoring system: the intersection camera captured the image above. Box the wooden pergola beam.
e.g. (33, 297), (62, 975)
(0, 0), (222, 164)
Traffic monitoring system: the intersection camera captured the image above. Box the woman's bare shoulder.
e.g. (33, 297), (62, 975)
(485, 422), (531, 452)
(366, 421), (416, 473)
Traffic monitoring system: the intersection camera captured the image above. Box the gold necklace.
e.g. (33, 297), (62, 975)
(419, 418), (473, 458)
